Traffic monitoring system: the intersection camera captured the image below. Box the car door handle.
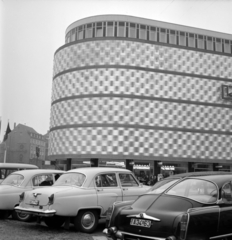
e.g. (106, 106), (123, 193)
(123, 188), (128, 191)
(97, 189), (103, 192)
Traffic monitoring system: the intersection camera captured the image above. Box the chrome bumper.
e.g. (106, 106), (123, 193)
(103, 228), (166, 240)
(14, 206), (56, 217)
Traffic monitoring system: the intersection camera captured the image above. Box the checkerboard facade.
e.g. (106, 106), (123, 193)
(49, 38), (232, 161)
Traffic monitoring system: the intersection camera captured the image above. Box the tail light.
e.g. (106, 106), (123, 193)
(19, 192), (25, 203)
(179, 213), (189, 240)
(48, 194), (54, 205)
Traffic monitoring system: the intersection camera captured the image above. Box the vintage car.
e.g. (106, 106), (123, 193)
(15, 167), (150, 233)
(0, 169), (64, 221)
(0, 163), (38, 184)
(104, 172), (232, 240)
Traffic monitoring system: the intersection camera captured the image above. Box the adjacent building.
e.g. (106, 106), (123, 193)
(49, 15), (232, 177)
(0, 124), (47, 168)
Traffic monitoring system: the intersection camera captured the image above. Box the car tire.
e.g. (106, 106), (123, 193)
(44, 216), (65, 228)
(11, 210), (32, 222)
(74, 210), (98, 233)
(0, 210), (10, 219)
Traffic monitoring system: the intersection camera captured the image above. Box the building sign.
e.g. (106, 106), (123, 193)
(161, 165), (175, 170)
(221, 85), (232, 100)
(134, 163), (150, 170)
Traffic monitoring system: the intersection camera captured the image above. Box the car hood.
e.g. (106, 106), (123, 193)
(117, 194), (201, 238)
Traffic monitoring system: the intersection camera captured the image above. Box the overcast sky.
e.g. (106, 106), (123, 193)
(1, 0), (232, 141)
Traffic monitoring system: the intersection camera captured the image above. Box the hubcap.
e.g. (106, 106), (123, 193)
(81, 212), (95, 229)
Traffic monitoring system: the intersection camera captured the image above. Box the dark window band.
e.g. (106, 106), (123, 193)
(51, 94), (232, 110)
(50, 124), (232, 136)
(53, 65), (232, 84)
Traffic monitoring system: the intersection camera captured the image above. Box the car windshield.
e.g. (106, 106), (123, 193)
(166, 178), (218, 204)
(53, 173), (86, 187)
(147, 178), (179, 194)
(1, 174), (24, 186)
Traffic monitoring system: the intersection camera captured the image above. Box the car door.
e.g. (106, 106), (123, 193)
(95, 173), (123, 216)
(218, 181), (232, 236)
(119, 173), (145, 201)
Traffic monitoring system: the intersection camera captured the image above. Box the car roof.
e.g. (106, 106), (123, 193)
(165, 171), (231, 179)
(0, 163), (38, 169)
(68, 167), (130, 175)
(11, 169), (65, 175)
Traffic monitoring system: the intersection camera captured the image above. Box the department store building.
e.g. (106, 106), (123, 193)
(48, 15), (232, 178)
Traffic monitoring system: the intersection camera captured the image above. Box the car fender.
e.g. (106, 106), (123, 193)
(186, 206), (220, 239)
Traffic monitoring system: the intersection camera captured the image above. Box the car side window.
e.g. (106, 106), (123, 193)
(222, 182), (232, 203)
(95, 174), (117, 188)
(119, 174), (139, 187)
(32, 174), (54, 187)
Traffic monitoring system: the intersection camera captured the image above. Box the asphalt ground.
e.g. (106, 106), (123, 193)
(0, 217), (109, 240)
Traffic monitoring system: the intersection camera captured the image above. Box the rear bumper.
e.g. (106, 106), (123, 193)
(103, 228), (166, 240)
(14, 206), (56, 217)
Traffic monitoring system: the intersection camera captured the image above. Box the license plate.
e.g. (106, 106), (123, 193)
(130, 218), (151, 228)
(30, 200), (39, 206)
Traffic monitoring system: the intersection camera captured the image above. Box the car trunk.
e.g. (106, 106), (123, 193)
(117, 194), (202, 238)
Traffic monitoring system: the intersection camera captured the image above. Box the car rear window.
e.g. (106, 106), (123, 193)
(166, 178), (218, 204)
(53, 173), (86, 187)
(1, 174), (24, 186)
(147, 179), (179, 194)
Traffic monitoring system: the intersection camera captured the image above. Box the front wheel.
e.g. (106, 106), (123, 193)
(12, 210), (32, 222)
(74, 210), (98, 233)
(44, 216), (65, 228)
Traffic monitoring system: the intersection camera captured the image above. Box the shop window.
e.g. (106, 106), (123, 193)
(117, 22), (125, 37)
(129, 23), (137, 38)
(215, 38), (222, 52)
(85, 23), (93, 38)
(149, 26), (157, 41)
(139, 24), (147, 40)
(159, 28), (167, 43)
(71, 28), (76, 42)
(179, 31), (186, 46)
(169, 30), (177, 45)
(224, 40), (231, 54)
(96, 22), (103, 37)
(106, 22), (114, 37)
(188, 33), (195, 48)
(206, 36), (214, 51)
(197, 35), (205, 49)
(77, 25), (84, 40)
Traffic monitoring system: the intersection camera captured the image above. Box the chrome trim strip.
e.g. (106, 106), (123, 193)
(119, 230), (165, 240)
(210, 233), (232, 239)
(127, 213), (160, 222)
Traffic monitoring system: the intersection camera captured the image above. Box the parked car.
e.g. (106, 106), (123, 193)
(15, 167), (150, 233)
(0, 169), (65, 221)
(104, 172), (232, 240)
(0, 163), (38, 184)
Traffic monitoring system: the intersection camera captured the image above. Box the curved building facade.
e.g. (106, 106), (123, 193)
(49, 15), (232, 175)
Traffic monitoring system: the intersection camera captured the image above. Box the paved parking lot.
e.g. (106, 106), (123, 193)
(0, 218), (108, 240)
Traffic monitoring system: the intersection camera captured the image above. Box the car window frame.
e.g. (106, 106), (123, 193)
(94, 172), (119, 188)
(221, 181), (232, 204)
(165, 177), (219, 204)
(118, 173), (140, 188)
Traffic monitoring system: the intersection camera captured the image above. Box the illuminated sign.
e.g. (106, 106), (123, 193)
(134, 163), (150, 170)
(161, 165), (175, 170)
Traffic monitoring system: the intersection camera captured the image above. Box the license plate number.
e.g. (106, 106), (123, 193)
(30, 200), (39, 206)
(130, 218), (151, 228)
